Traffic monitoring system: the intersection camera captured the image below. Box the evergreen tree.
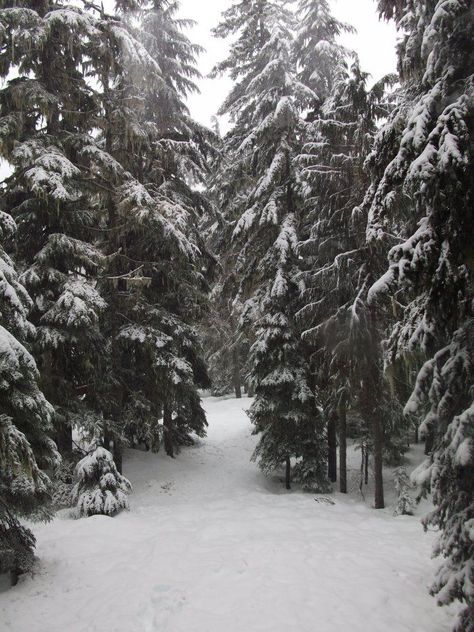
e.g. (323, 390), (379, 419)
(72, 446), (131, 517)
(0, 210), (57, 582)
(297, 44), (397, 504)
(97, 0), (213, 459)
(366, 1), (474, 626)
(0, 0), (128, 456)
(294, 0), (353, 110)
(248, 217), (328, 491)
(212, 0), (327, 489)
(0, 0), (211, 468)
(393, 466), (415, 516)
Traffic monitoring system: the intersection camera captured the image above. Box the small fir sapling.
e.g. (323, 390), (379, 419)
(72, 446), (132, 517)
(393, 466), (415, 516)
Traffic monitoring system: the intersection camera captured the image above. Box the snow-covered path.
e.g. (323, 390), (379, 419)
(0, 397), (456, 632)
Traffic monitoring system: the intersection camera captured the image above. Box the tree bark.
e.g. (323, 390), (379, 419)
(327, 411), (337, 483)
(232, 347), (242, 399)
(114, 442), (123, 474)
(163, 403), (174, 458)
(364, 444), (369, 485)
(10, 569), (18, 587)
(424, 427), (434, 455)
(372, 416), (385, 508)
(338, 400), (347, 493)
(56, 421), (72, 455)
(365, 304), (385, 509)
(285, 457), (291, 490)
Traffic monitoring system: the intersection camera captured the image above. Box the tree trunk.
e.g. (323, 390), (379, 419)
(364, 445), (369, 485)
(424, 427), (434, 455)
(327, 411), (337, 483)
(114, 442), (123, 474)
(338, 401), (347, 493)
(163, 403), (174, 458)
(365, 304), (385, 509)
(285, 457), (291, 490)
(232, 347), (241, 399)
(10, 569), (18, 587)
(56, 421), (72, 455)
(372, 416), (385, 508)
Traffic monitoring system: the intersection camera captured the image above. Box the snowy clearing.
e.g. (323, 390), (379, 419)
(0, 397), (457, 632)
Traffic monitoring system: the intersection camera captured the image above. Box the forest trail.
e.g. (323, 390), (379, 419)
(0, 397), (457, 632)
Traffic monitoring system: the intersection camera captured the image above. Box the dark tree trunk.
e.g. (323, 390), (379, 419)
(338, 400), (347, 493)
(372, 416), (384, 508)
(424, 427), (434, 455)
(327, 411), (337, 483)
(285, 457), (291, 490)
(364, 445), (369, 485)
(247, 382), (255, 397)
(10, 569), (18, 587)
(363, 304), (385, 509)
(414, 423), (419, 444)
(232, 347), (242, 399)
(56, 421), (72, 455)
(163, 403), (174, 458)
(114, 442), (123, 474)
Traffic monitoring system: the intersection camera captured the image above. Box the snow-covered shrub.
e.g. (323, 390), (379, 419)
(393, 466), (415, 516)
(0, 507), (36, 583)
(0, 415), (52, 580)
(72, 447), (132, 517)
(293, 457), (332, 493)
(51, 459), (77, 510)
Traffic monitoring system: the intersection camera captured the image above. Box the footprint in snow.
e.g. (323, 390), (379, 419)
(160, 481), (175, 493)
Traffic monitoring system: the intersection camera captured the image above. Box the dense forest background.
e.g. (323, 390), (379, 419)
(0, 1), (473, 630)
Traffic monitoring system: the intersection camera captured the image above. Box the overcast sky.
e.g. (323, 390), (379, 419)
(0, 1), (398, 180)
(179, 0), (398, 127)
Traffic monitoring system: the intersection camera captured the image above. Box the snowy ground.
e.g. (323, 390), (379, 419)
(0, 397), (458, 632)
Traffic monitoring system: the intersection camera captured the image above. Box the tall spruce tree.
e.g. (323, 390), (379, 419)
(97, 0), (213, 459)
(212, 0), (328, 490)
(0, 0), (133, 457)
(365, 1), (474, 626)
(297, 52), (398, 505)
(0, 0), (204, 472)
(295, 0), (354, 489)
(294, 0), (353, 110)
(0, 209), (57, 582)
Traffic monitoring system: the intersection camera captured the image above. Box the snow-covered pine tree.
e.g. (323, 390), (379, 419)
(294, 0), (353, 489)
(248, 217), (329, 492)
(365, 1), (474, 626)
(72, 446), (131, 517)
(393, 466), (415, 516)
(294, 0), (354, 113)
(297, 48), (397, 504)
(97, 0), (213, 458)
(212, 0), (328, 490)
(0, 0), (116, 455)
(0, 210), (57, 582)
(204, 144), (250, 399)
(201, 279), (249, 398)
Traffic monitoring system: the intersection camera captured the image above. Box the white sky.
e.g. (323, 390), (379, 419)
(179, 0), (398, 127)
